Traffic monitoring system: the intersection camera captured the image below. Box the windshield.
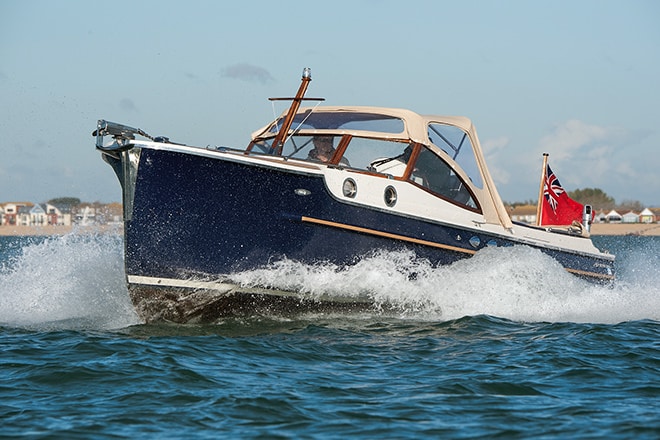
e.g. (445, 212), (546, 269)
(251, 135), (409, 170)
(267, 110), (405, 134)
(427, 123), (483, 189)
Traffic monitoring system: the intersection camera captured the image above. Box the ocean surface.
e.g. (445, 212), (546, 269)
(0, 233), (658, 438)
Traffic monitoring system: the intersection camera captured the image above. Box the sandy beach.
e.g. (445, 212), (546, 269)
(589, 223), (660, 236)
(0, 224), (123, 237)
(1, 223), (658, 237)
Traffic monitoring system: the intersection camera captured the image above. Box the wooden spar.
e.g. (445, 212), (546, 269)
(270, 68), (313, 155)
(535, 153), (549, 226)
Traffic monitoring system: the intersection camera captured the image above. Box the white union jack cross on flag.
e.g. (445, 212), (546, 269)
(543, 164), (564, 212)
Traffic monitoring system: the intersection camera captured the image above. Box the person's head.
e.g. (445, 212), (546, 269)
(313, 136), (334, 154)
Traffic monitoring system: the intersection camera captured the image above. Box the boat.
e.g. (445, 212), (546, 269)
(93, 68), (615, 323)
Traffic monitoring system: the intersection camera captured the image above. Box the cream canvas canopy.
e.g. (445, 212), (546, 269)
(253, 106), (514, 230)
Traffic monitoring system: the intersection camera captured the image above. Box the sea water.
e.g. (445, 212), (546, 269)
(0, 233), (658, 438)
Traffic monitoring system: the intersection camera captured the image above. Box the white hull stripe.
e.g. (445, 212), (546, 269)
(126, 275), (372, 303)
(127, 275), (237, 292)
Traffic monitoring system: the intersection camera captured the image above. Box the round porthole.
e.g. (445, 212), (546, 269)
(384, 185), (397, 207)
(342, 178), (357, 198)
(469, 236), (481, 248)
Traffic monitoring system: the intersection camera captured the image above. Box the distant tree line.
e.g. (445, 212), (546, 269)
(48, 197), (82, 209)
(47, 197), (120, 209)
(506, 188), (645, 211)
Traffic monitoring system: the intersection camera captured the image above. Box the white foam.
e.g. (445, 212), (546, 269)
(0, 234), (140, 330)
(1, 234), (656, 329)
(232, 246), (660, 324)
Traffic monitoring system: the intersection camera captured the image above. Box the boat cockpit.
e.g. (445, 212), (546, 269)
(248, 109), (481, 211)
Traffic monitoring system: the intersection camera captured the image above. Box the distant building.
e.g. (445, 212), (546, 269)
(29, 204), (47, 226)
(49, 202), (73, 226)
(649, 208), (660, 222)
(508, 204), (537, 224)
(96, 202), (123, 224)
(74, 205), (96, 225)
(41, 203), (71, 226)
(605, 210), (622, 223)
(621, 211), (639, 223)
(17, 205), (34, 226)
(1, 201), (73, 227)
(594, 210), (607, 223)
(639, 208), (656, 224)
(1, 203), (27, 226)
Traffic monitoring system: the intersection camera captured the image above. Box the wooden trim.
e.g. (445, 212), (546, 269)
(565, 267), (615, 281)
(332, 134), (352, 165)
(301, 216), (476, 255)
(301, 215), (614, 281)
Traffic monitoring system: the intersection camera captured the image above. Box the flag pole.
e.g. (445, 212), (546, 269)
(535, 153), (549, 226)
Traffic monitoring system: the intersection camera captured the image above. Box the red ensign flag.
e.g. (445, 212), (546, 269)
(540, 164), (584, 226)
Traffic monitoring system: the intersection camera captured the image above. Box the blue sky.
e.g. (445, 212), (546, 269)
(1, 0), (659, 206)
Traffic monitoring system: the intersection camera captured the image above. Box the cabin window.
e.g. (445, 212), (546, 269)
(343, 138), (412, 174)
(410, 147), (477, 209)
(427, 123), (483, 189)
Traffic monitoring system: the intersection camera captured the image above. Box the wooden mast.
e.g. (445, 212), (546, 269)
(270, 68), (313, 155)
(535, 153), (549, 226)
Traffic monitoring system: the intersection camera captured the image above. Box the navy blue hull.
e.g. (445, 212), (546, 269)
(123, 149), (613, 283)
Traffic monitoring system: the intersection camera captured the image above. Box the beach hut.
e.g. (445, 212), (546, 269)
(639, 208), (656, 224)
(606, 210), (622, 223)
(622, 211), (639, 223)
(651, 208), (660, 221)
(509, 204), (537, 224)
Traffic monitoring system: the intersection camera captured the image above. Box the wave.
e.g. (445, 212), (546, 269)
(0, 235), (657, 330)
(0, 234), (139, 330)
(231, 244), (659, 324)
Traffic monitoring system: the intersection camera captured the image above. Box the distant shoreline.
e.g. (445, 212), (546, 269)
(0, 224), (123, 237)
(1, 223), (658, 237)
(589, 223), (660, 236)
